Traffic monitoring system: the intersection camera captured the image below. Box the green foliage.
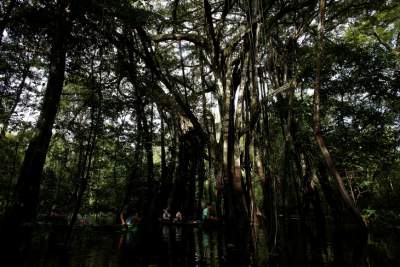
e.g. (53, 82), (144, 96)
(362, 207), (377, 222)
(317, 30), (400, 221)
(345, 2), (400, 51)
(0, 131), (32, 212)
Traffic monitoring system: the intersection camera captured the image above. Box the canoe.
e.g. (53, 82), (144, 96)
(158, 218), (221, 229)
(202, 219), (222, 229)
(90, 224), (138, 232)
(158, 218), (202, 225)
(36, 222), (139, 232)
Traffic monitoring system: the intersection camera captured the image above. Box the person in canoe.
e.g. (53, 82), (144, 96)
(202, 203), (218, 228)
(162, 208), (171, 220)
(132, 212), (142, 224)
(120, 205), (141, 225)
(174, 210), (183, 222)
(120, 205), (130, 225)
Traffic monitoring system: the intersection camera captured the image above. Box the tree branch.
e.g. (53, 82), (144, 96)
(204, 0), (221, 66)
(136, 27), (207, 140)
(239, 79), (298, 136)
(152, 33), (209, 50)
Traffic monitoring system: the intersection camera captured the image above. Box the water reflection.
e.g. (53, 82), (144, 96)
(9, 220), (399, 267)
(159, 225), (215, 266)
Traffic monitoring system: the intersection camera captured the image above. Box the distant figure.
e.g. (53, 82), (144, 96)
(202, 203), (217, 221)
(120, 205), (129, 225)
(162, 208), (171, 220)
(174, 211), (183, 222)
(125, 215), (133, 225)
(49, 205), (67, 224)
(77, 213), (89, 225)
(120, 205), (140, 225)
(132, 212), (142, 224)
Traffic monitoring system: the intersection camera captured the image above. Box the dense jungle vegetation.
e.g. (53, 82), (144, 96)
(0, 0), (399, 266)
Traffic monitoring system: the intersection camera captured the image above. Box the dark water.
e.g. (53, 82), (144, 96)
(7, 220), (400, 267)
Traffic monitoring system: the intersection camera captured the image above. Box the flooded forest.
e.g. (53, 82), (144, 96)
(0, 0), (399, 266)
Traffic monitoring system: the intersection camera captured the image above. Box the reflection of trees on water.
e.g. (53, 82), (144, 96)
(158, 226), (220, 267)
(15, 223), (398, 267)
(154, 223), (391, 267)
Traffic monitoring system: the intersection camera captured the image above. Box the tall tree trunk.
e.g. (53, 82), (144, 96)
(313, 0), (366, 230)
(263, 116), (279, 249)
(167, 122), (179, 209)
(158, 111), (172, 210)
(65, 80), (102, 245)
(143, 103), (158, 221)
(2, 5), (69, 228)
(160, 112), (167, 182)
(197, 152), (205, 217)
(122, 103), (144, 212)
(223, 56), (251, 263)
(144, 103), (154, 183)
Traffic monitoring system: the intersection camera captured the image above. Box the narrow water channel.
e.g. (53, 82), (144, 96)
(12, 220), (400, 267)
